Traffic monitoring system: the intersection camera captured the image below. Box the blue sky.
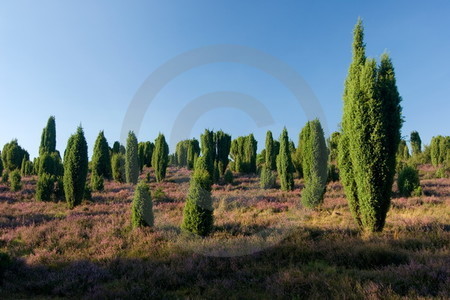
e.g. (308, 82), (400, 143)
(1, 0), (449, 158)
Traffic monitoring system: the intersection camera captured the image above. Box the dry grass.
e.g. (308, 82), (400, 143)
(0, 165), (448, 299)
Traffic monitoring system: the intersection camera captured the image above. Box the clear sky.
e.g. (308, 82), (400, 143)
(1, 0), (449, 159)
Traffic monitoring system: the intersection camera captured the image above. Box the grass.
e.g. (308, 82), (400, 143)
(0, 165), (448, 299)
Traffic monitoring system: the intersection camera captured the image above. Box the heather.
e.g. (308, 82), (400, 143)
(0, 164), (448, 299)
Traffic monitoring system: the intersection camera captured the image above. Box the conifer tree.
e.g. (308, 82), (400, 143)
(91, 131), (112, 179)
(410, 131), (422, 156)
(39, 116), (56, 155)
(200, 129), (215, 177)
(131, 181), (154, 228)
(181, 156), (213, 236)
(215, 130), (231, 175)
(1, 140), (29, 171)
(111, 153), (126, 183)
(338, 19), (402, 232)
(276, 127), (294, 191)
(138, 141), (154, 170)
(265, 130), (277, 170)
(125, 131), (139, 184)
(63, 126), (88, 209)
(187, 139), (200, 170)
(300, 120), (328, 208)
(152, 133), (169, 182)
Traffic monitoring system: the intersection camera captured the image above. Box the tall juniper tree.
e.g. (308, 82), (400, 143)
(63, 126), (88, 209)
(91, 131), (112, 179)
(152, 133), (169, 182)
(410, 131), (422, 156)
(338, 19), (402, 232)
(276, 127), (294, 191)
(125, 131), (139, 184)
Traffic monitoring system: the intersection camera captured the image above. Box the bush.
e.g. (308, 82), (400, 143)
(111, 153), (126, 183)
(36, 173), (56, 201)
(9, 169), (22, 191)
(224, 169), (233, 185)
(260, 166), (276, 189)
(397, 166), (420, 197)
(90, 172), (104, 192)
(131, 181), (154, 228)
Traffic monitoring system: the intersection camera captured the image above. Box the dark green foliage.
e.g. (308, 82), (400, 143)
(84, 184), (92, 201)
(152, 133), (169, 182)
(327, 164), (339, 182)
(213, 160), (220, 184)
(338, 19), (402, 232)
(92, 131), (112, 179)
(187, 139), (200, 170)
(90, 172), (104, 192)
(215, 130), (231, 175)
(20, 157), (33, 176)
(181, 157), (214, 236)
(38, 152), (63, 176)
(111, 153), (126, 183)
(175, 140), (189, 167)
(0, 155), (3, 177)
(265, 131), (277, 170)
(260, 166), (276, 189)
(294, 133), (304, 179)
(276, 127), (294, 191)
(36, 173), (57, 201)
(39, 116), (56, 155)
(9, 169), (21, 191)
(430, 135), (450, 166)
(300, 120), (328, 208)
(125, 131), (139, 184)
(230, 134), (258, 173)
(328, 132), (341, 163)
(410, 131), (421, 156)
(200, 129), (215, 177)
(138, 141), (154, 170)
(397, 166), (420, 197)
(224, 169), (233, 184)
(63, 126), (89, 209)
(131, 181), (154, 228)
(397, 140), (410, 161)
(112, 141), (121, 154)
(2, 140), (29, 171)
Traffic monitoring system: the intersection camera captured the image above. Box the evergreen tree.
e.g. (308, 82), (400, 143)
(9, 169), (22, 192)
(276, 127), (294, 191)
(215, 130), (231, 175)
(63, 126), (88, 209)
(265, 130), (277, 170)
(125, 131), (139, 184)
(152, 133), (169, 182)
(0, 154), (3, 177)
(39, 116), (56, 155)
(200, 129), (215, 177)
(175, 140), (189, 167)
(111, 153), (126, 183)
(112, 141), (121, 154)
(300, 120), (328, 208)
(181, 156), (214, 236)
(187, 139), (200, 170)
(131, 181), (154, 228)
(338, 19), (402, 232)
(91, 131), (112, 179)
(1, 140), (29, 171)
(410, 131), (422, 156)
(138, 141), (154, 170)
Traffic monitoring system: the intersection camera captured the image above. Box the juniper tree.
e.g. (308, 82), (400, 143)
(200, 129), (215, 177)
(410, 131), (421, 156)
(39, 116), (56, 155)
(265, 130), (277, 170)
(152, 133), (169, 182)
(181, 156), (214, 236)
(276, 127), (294, 191)
(9, 169), (22, 192)
(300, 120), (328, 208)
(338, 19), (402, 232)
(131, 181), (154, 228)
(138, 141), (154, 170)
(187, 139), (200, 170)
(111, 153), (126, 183)
(125, 131), (139, 184)
(63, 126), (88, 209)
(92, 131), (112, 179)
(1, 140), (29, 171)
(175, 140), (189, 167)
(215, 130), (231, 176)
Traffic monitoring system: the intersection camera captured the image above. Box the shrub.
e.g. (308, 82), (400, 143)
(300, 120), (328, 208)
(224, 169), (233, 185)
(9, 169), (21, 191)
(36, 173), (56, 201)
(181, 157), (214, 236)
(91, 131), (112, 179)
(63, 126), (88, 209)
(2, 139), (29, 171)
(131, 181), (154, 228)
(90, 172), (104, 192)
(111, 153), (126, 183)
(276, 127), (294, 191)
(397, 166), (420, 197)
(125, 131), (139, 184)
(260, 166), (276, 189)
